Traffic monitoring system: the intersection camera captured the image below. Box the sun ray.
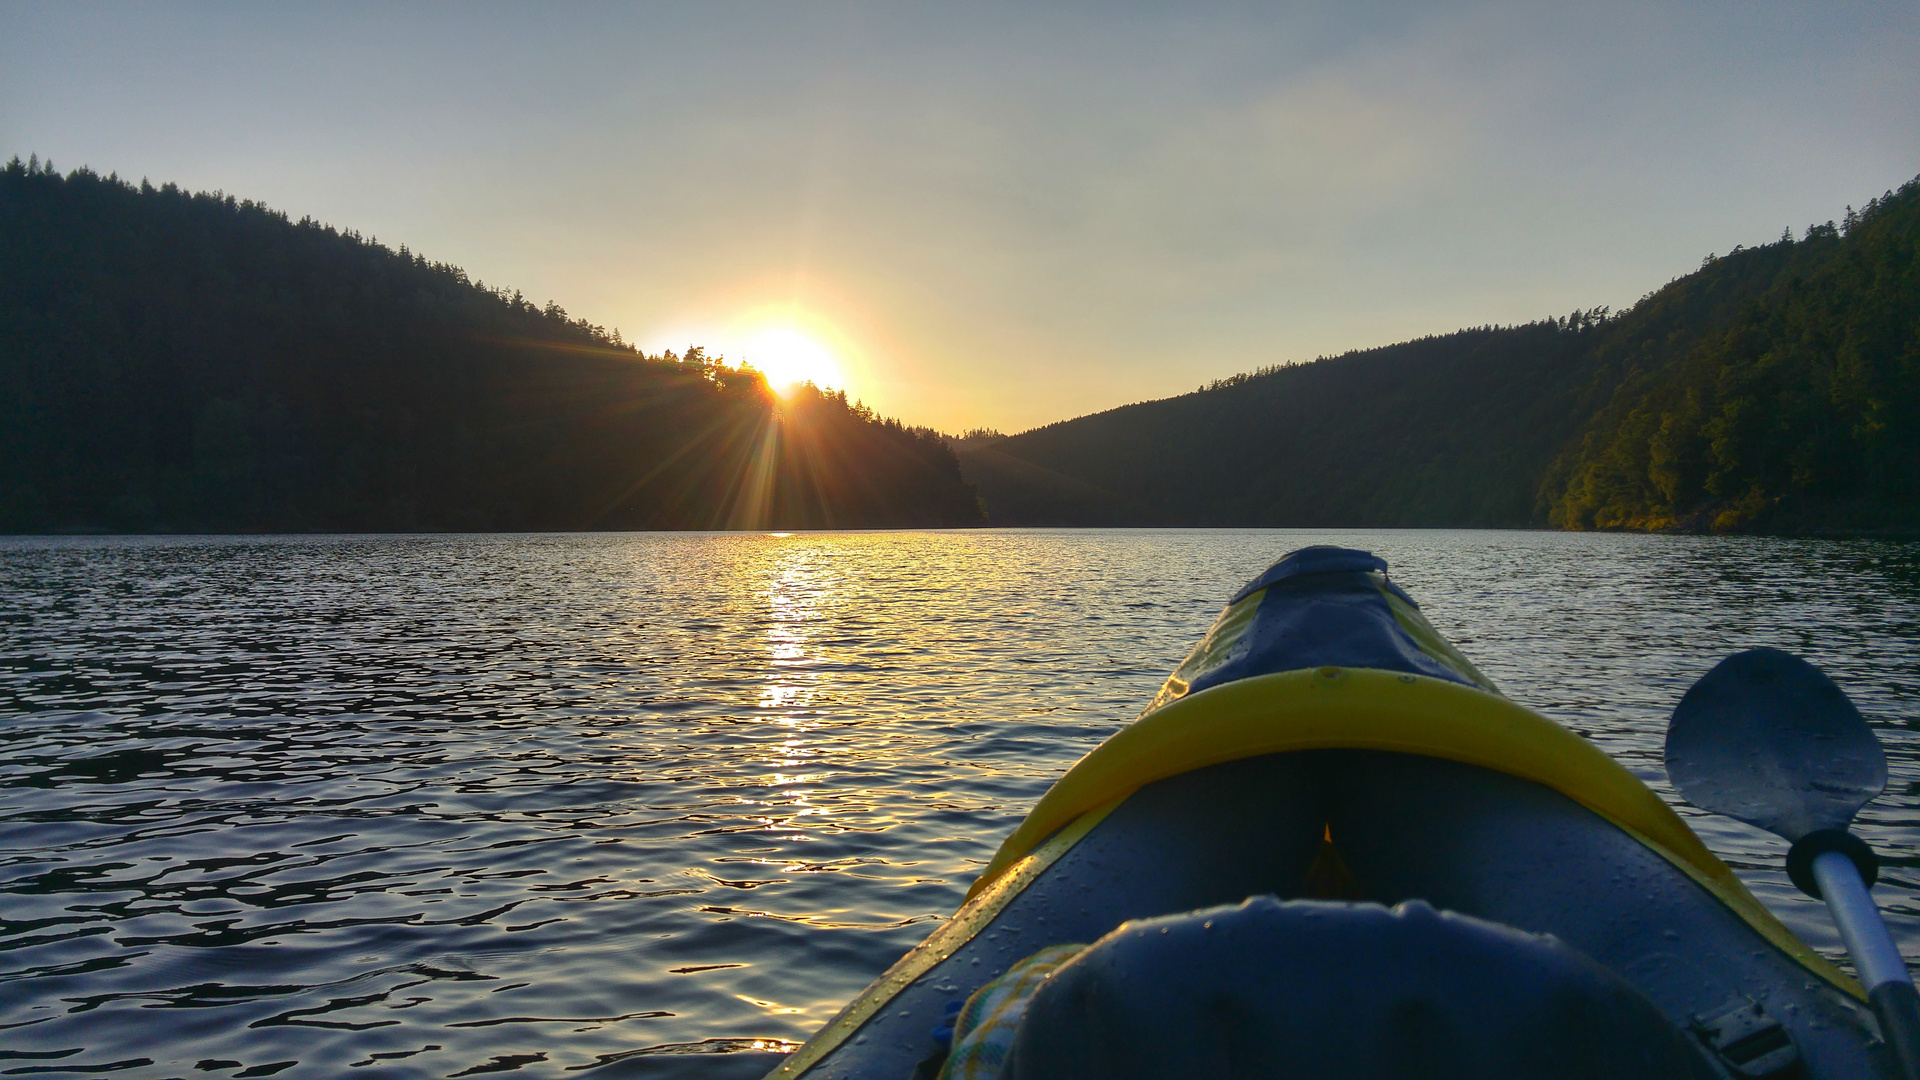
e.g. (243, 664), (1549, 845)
(725, 411), (783, 530)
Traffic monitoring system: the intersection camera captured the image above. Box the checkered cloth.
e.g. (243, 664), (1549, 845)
(937, 944), (1088, 1080)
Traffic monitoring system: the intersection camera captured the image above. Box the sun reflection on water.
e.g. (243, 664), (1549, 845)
(750, 542), (850, 859)
(756, 554), (832, 713)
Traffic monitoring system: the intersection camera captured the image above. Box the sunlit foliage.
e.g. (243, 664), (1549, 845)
(1543, 179), (1920, 534)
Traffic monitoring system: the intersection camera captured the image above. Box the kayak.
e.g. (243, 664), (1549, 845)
(767, 546), (1894, 1080)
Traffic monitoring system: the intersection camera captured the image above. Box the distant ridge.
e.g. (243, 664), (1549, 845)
(0, 158), (982, 533)
(963, 173), (1920, 535)
(953, 443), (1154, 526)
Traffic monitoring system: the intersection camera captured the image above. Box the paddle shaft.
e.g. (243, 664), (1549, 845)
(1813, 851), (1920, 1080)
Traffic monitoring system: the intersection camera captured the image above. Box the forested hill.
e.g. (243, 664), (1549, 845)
(963, 174), (1920, 534)
(1544, 182), (1920, 533)
(0, 159), (982, 532)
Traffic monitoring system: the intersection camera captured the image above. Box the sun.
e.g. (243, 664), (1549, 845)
(743, 327), (842, 396)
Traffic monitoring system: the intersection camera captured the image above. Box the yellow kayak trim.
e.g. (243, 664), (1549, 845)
(765, 800), (1122, 1080)
(962, 666), (1861, 1000)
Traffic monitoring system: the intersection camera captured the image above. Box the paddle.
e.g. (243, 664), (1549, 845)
(1666, 647), (1919, 1080)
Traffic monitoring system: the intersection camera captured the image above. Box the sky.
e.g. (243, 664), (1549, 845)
(3, 2), (1916, 434)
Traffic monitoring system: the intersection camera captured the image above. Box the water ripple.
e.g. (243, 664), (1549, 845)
(1, 531), (1916, 1078)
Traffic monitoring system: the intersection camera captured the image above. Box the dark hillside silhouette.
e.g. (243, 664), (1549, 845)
(0, 158), (981, 532)
(954, 441), (1157, 526)
(979, 322), (1594, 527)
(966, 173), (1919, 534)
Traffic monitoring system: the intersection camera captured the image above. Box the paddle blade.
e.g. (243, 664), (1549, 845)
(1665, 647), (1886, 841)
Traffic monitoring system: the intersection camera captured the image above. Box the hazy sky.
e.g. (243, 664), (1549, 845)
(4, 2), (1916, 433)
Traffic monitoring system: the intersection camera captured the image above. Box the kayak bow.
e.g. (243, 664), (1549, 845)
(771, 547), (1893, 1080)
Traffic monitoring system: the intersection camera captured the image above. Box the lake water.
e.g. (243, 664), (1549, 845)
(3, 530), (1917, 1079)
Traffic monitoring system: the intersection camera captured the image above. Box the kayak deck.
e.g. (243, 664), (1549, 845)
(778, 749), (1886, 1079)
(769, 548), (1894, 1079)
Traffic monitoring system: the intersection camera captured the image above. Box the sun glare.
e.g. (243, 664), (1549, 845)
(744, 327), (841, 396)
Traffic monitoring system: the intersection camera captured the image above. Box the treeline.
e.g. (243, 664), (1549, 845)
(968, 321), (1600, 527)
(1543, 183), (1920, 533)
(962, 173), (1920, 534)
(0, 157), (981, 532)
